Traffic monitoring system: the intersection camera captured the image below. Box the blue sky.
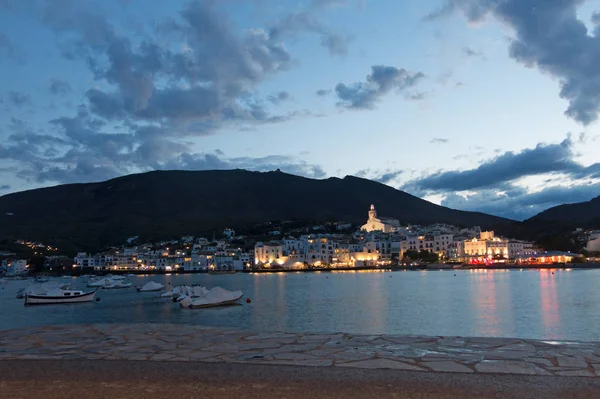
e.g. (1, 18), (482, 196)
(1, 0), (599, 220)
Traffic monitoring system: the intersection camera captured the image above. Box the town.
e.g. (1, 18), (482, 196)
(2, 205), (599, 276)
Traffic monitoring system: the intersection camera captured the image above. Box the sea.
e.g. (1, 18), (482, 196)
(1, 269), (600, 341)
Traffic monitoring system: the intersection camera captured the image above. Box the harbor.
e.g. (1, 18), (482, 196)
(2, 269), (600, 341)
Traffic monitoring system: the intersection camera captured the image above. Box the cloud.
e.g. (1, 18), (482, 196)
(156, 153), (327, 180)
(0, 30), (24, 62)
(40, 0), (294, 132)
(463, 46), (485, 59)
(430, 137), (449, 144)
(8, 91), (31, 106)
(0, 184), (10, 190)
(407, 92), (427, 101)
(316, 89), (331, 96)
(268, 3), (351, 56)
(426, 0), (600, 125)
(320, 33), (350, 55)
(335, 65), (425, 109)
(354, 168), (403, 185)
(49, 79), (72, 95)
(405, 137), (600, 192)
(267, 91), (291, 105)
(441, 182), (600, 220)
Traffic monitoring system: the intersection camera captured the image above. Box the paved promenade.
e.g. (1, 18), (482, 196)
(1, 323), (600, 377)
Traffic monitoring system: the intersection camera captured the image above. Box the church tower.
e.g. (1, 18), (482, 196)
(368, 204), (377, 219)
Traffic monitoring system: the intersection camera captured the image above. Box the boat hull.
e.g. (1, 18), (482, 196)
(103, 284), (132, 289)
(25, 290), (97, 305)
(188, 293), (243, 309)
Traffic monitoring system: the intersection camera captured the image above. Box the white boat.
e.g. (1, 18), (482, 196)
(25, 289), (97, 305)
(102, 280), (132, 289)
(88, 278), (112, 287)
(16, 282), (69, 299)
(179, 286), (243, 309)
(136, 281), (164, 292)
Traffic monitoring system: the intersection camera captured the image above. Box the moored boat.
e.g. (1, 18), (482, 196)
(136, 281), (164, 292)
(103, 280), (132, 289)
(179, 286), (243, 309)
(24, 289), (97, 305)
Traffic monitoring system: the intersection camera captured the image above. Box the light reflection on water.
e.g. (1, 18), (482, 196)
(1, 269), (599, 340)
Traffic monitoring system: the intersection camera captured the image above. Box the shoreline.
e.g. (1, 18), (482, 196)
(1, 323), (599, 378)
(14, 262), (600, 277)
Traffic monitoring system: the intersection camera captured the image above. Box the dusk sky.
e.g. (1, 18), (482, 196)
(1, 0), (600, 220)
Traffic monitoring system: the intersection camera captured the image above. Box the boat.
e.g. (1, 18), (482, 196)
(102, 280), (132, 289)
(179, 286), (243, 309)
(136, 281), (164, 292)
(16, 282), (70, 299)
(88, 278), (112, 287)
(24, 289), (97, 305)
(34, 277), (50, 283)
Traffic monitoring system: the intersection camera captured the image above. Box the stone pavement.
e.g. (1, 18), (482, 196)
(1, 323), (600, 377)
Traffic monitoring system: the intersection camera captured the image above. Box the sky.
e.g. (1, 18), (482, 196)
(1, 0), (600, 221)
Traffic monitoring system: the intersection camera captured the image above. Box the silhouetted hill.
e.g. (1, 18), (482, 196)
(0, 169), (510, 253)
(526, 195), (600, 226)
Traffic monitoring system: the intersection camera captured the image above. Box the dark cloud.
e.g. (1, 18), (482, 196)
(0, 184), (10, 190)
(441, 183), (600, 220)
(8, 91), (32, 106)
(335, 65), (425, 109)
(316, 89), (331, 96)
(267, 91), (291, 105)
(41, 0), (293, 133)
(592, 11), (600, 25)
(430, 137), (449, 144)
(426, 0), (600, 125)
(405, 137), (600, 192)
(48, 79), (72, 95)
(0, 0), (329, 189)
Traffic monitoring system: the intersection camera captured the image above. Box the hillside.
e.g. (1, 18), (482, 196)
(526, 195), (600, 226)
(0, 169), (510, 253)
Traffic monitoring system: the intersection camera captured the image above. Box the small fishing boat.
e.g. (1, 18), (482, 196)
(136, 281), (164, 292)
(179, 286), (243, 309)
(102, 280), (132, 289)
(24, 289), (97, 305)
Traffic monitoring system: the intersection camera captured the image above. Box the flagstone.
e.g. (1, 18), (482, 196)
(475, 360), (551, 375)
(556, 356), (589, 368)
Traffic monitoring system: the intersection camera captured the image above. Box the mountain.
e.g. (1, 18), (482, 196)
(489, 196), (600, 253)
(526, 195), (600, 226)
(0, 169), (510, 253)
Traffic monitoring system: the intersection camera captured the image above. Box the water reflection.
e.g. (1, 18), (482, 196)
(472, 270), (500, 335)
(539, 270), (559, 338)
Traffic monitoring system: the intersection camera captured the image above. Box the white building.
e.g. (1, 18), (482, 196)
(6, 259), (27, 276)
(254, 242), (283, 265)
(361, 205), (400, 233)
(587, 231), (600, 252)
(464, 231), (508, 258)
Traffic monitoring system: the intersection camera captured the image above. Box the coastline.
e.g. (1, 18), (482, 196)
(16, 262), (600, 278)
